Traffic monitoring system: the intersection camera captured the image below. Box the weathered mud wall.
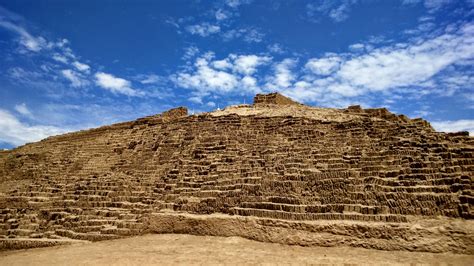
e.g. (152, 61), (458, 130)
(0, 94), (472, 253)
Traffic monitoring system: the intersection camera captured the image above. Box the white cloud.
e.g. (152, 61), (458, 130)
(348, 43), (373, 52)
(52, 53), (68, 64)
(281, 21), (474, 104)
(212, 59), (233, 70)
(233, 55), (271, 75)
(175, 64), (238, 93)
(189, 96), (203, 104)
(253, 21), (474, 108)
(72, 61), (90, 73)
(222, 28), (264, 43)
(0, 109), (68, 146)
(327, 82), (359, 97)
(173, 53), (268, 96)
(305, 56), (341, 75)
(14, 103), (31, 116)
(336, 24), (474, 92)
(266, 59), (297, 89)
(241, 76), (257, 88)
(61, 69), (88, 88)
(186, 23), (220, 37)
(431, 119), (474, 135)
(94, 72), (141, 96)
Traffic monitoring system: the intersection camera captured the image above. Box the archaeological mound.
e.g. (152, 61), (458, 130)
(0, 93), (473, 254)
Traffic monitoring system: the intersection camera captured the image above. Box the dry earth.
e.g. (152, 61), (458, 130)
(1, 234), (473, 265)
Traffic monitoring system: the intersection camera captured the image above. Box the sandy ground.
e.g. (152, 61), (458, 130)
(1, 234), (473, 265)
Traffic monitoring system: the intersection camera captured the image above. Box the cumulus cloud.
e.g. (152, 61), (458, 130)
(241, 76), (257, 88)
(94, 72), (141, 96)
(175, 60), (239, 93)
(186, 23), (220, 37)
(431, 119), (474, 135)
(212, 58), (233, 70)
(305, 56), (342, 76)
(173, 53), (269, 101)
(233, 55), (272, 75)
(0, 109), (68, 146)
(266, 59), (297, 89)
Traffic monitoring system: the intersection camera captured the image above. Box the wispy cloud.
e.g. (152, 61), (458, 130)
(72, 61), (90, 73)
(0, 8), (160, 100)
(0, 20), (48, 52)
(306, 0), (357, 23)
(137, 74), (163, 85)
(267, 43), (285, 54)
(215, 9), (230, 21)
(182, 46), (200, 60)
(222, 27), (264, 43)
(61, 69), (89, 88)
(14, 103), (32, 116)
(225, 0), (253, 8)
(402, 0), (453, 13)
(170, 0), (259, 42)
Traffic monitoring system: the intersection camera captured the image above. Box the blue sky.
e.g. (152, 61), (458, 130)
(0, 0), (473, 149)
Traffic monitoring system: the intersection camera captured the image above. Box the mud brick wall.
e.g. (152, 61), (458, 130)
(253, 92), (301, 105)
(0, 94), (472, 247)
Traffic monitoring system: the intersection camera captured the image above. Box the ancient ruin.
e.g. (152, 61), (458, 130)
(0, 93), (472, 253)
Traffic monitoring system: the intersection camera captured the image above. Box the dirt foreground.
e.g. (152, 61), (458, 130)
(1, 234), (473, 265)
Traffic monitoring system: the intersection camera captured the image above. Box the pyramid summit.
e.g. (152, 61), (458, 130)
(0, 93), (472, 253)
